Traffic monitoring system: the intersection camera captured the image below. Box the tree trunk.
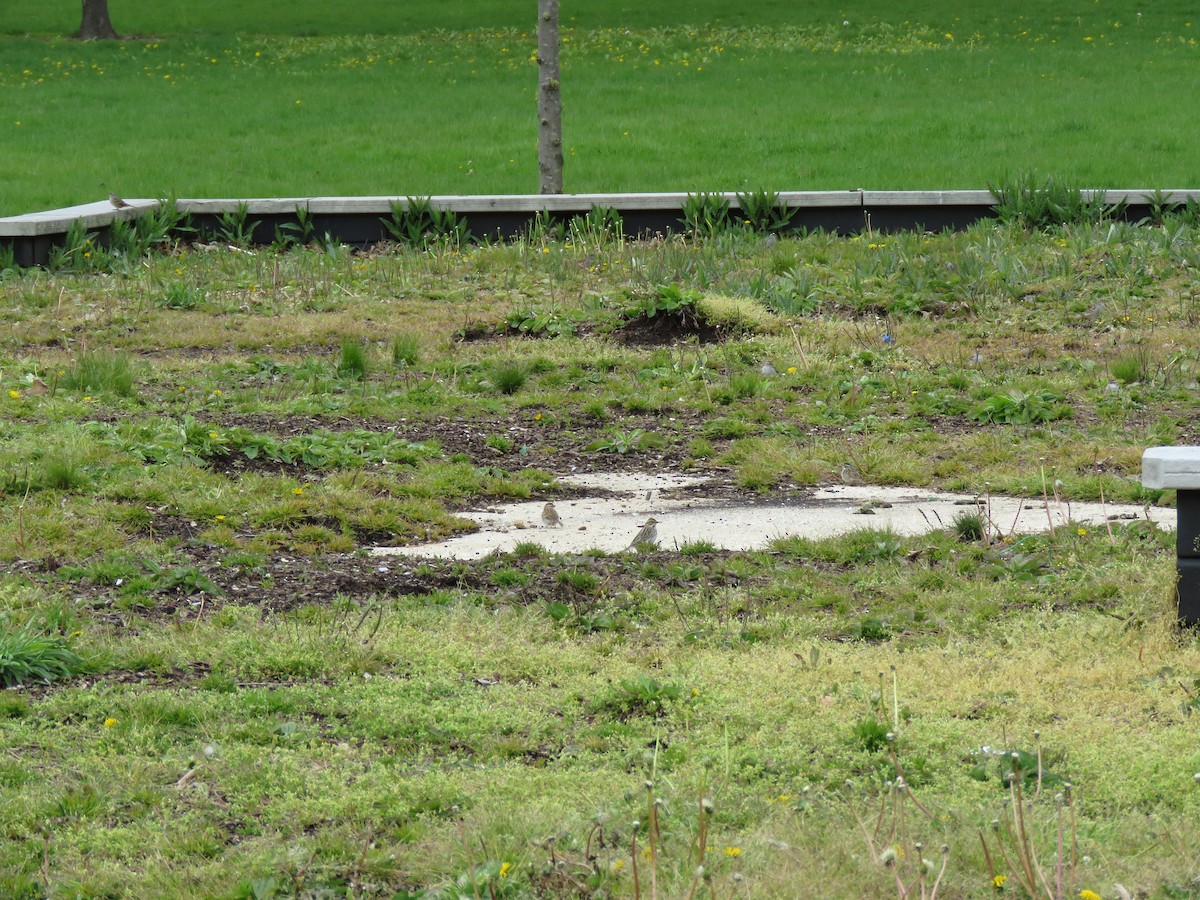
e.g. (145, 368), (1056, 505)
(77, 0), (119, 40)
(536, 0), (563, 194)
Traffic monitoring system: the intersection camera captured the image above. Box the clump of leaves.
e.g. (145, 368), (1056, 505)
(524, 209), (566, 244)
(735, 187), (795, 234)
(0, 622), (85, 687)
(215, 201), (259, 246)
(546, 602), (617, 634)
(593, 675), (682, 718)
(156, 281), (204, 310)
(989, 172), (1121, 229)
(504, 305), (577, 338)
(585, 428), (667, 454)
(106, 196), (192, 260)
(968, 744), (1067, 791)
(968, 388), (1071, 425)
(983, 548), (1054, 584)
(147, 563), (222, 597)
(272, 203), (317, 249)
(382, 197), (469, 248)
(680, 191), (731, 239)
(568, 205), (623, 248)
(621, 284), (701, 321)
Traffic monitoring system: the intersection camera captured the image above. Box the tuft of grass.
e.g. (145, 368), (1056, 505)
(490, 363), (527, 395)
(62, 350), (136, 396)
(1111, 350), (1151, 385)
(392, 333), (421, 368)
(41, 454), (89, 492)
(952, 510), (985, 542)
(337, 338), (369, 380)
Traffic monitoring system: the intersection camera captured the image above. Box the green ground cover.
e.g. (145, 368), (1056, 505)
(2, 212), (1200, 897)
(3, 0), (1199, 214)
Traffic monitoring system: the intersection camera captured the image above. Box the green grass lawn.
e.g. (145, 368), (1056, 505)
(2, 213), (1200, 897)
(3, 0), (1199, 214)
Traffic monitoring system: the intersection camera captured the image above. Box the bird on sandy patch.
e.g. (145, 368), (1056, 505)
(626, 517), (659, 551)
(108, 192), (132, 209)
(542, 502), (563, 528)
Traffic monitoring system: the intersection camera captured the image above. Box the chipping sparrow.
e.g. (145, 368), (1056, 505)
(626, 517), (659, 551)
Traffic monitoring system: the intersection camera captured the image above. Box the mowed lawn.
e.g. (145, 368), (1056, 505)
(2, 0), (1200, 214)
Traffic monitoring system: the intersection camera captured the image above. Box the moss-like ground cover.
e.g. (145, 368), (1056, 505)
(1, 214), (1200, 897)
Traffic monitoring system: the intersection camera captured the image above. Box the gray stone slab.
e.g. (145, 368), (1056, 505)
(1142, 446), (1200, 489)
(303, 191), (865, 215)
(862, 190), (995, 206)
(0, 200), (158, 237)
(177, 198), (311, 215)
(1103, 189), (1200, 204)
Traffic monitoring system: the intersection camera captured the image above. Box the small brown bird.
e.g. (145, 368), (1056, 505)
(626, 517), (659, 551)
(541, 502), (562, 528)
(108, 192), (131, 209)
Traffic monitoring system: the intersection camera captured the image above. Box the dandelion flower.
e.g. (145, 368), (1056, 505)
(723, 846), (741, 857)
(293, 487), (304, 496)
(7, 390), (19, 399)
(1077, 527), (1087, 536)
(499, 862), (512, 878)
(1079, 892), (1102, 900)
(103, 717), (118, 728)
(993, 874), (1007, 888)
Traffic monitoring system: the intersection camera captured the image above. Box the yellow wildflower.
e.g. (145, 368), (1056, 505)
(993, 874), (1007, 888)
(293, 487), (304, 496)
(1079, 892), (1102, 900)
(103, 717), (117, 728)
(723, 846), (741, 857)
(499, 862), (512, 878)
(7, 390), (19, 399)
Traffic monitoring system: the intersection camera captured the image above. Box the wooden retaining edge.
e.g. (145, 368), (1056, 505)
(2, 189), (1199, 267)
